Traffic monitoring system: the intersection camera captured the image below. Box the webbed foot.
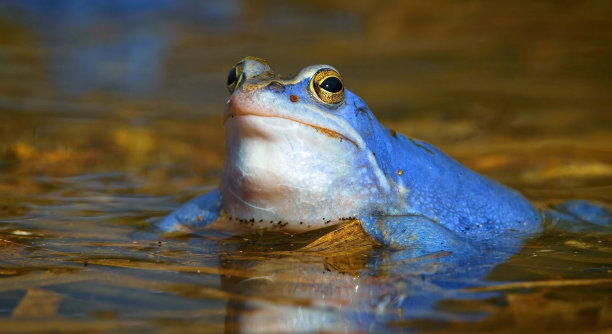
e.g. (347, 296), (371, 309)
(542, 200), (612, 233)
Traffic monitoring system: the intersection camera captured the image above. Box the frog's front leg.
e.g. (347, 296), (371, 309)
(359, 215), (474, 255)
(154, 189), (222, 232)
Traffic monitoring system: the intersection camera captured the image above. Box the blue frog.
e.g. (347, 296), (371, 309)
(155, 57), (610, 253)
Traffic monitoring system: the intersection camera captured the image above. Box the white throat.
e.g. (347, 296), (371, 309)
(220, 115), (380, 232)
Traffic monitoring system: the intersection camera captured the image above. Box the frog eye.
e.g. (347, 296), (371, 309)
(227, 63), (244, 94)
(310, 69), (344, 104)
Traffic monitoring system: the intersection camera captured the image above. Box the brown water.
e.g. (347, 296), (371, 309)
(1, 1), (611, 333)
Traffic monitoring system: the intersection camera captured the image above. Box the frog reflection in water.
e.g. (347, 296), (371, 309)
(156, 56), (609, 253)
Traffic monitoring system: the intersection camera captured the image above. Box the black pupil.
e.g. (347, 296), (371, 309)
(227, 67), (237, 86)
(320, 77), (342, 93)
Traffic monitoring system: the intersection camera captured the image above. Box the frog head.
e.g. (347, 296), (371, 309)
(221, 57), (397, 231)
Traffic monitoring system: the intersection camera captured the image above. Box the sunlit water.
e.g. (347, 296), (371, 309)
(1, 1), (611, 333)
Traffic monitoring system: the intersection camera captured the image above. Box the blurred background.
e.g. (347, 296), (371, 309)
(0, 1), (611, 332)
(1, 0), (611, 202)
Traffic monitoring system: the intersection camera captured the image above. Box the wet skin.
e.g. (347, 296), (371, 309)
(156, 56), (546, 252)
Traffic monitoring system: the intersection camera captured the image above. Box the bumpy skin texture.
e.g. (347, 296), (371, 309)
(157, 57), (543, 251)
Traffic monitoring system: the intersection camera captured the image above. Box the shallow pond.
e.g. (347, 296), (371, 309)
(0, 1), (611, 333)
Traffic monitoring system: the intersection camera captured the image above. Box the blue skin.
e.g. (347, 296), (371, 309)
(156, 57), (610, 253)
(151, 57), (611, 331)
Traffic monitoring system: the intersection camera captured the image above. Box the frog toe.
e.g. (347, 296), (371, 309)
(154, 189), (222, 232)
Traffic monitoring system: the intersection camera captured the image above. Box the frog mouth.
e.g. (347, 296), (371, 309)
(224, 101), (359, 148)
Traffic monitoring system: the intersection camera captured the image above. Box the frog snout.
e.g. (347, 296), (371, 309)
(267, 81), (285, 94)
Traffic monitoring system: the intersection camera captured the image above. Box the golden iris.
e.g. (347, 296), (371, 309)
(227, 63), (243, 93)
(311, 69), (344, 104)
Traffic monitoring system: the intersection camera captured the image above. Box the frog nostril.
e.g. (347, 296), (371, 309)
(267, 81), (285, 94)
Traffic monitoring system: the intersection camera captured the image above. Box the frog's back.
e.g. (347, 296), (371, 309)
(361, 119), (543, 241)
